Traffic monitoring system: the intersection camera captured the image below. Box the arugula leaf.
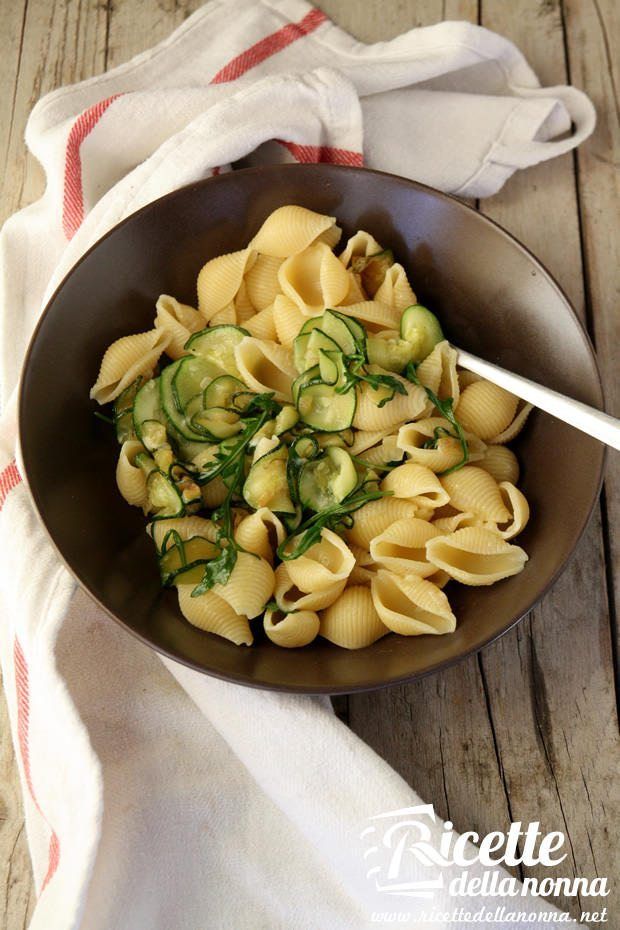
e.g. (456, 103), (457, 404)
(404, 362), (469, 476)
(190, 543), (237, 597)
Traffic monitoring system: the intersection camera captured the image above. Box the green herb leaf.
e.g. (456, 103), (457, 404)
(191, 543), (237, 597)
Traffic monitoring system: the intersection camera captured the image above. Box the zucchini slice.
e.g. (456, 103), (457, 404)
(243, 443), (296, 514)
(317, 310), (357, 356)
(160, 360), (208, 443)
(172, 356), (214, 411)
(184, 324), (249, 378)
(292, 365), (320, 405)
(190, 406), (243, 440)
(113, 377), (142, 443)
(400, 304), (444, 362)
(203, 375), (254, 412)
(351, 249), (394, 297)
(133, 378), (169, 451)
(293, 328), (341, 373)
(297, 380), (356, 432)
(298, 446), (358, 512)
(158, 534), (218, 586)
(146, 468), (184, 519)
(366, 335), (415, 373)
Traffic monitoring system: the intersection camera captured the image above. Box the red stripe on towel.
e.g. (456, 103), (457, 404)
(211, 8), (327, 83)
(62, 95), (121, 240)
(14, 638), (61, 892)
(275, 140), (364, 167)
(0, 460), (21, 508)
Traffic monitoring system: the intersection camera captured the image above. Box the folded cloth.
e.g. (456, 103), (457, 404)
(0, 2), (590, 927)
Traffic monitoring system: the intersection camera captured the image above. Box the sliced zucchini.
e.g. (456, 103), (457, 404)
(190, 406), (243, 440)
(203, 375), (253, 412)
(172, 356), (214, 411)
(400, 304), (444, 362)
(317, 310), (357, 356)
(243, 443), (296, 514)
(158, 534), (218, 586)
(317, 349), (348, 388)
(366, 335), (415, 373)
(114, 377), (142, 443)
(184, 324), (249, 378)
(160, 360), (208, 443)
(293, 328), (341, 373)
(146, 469), (184, 519)
(133, 378), (169, 451)
(327, 309), (366, 349)
(135, 451), (157, 477)
(351, 249), (394, 297)
(170, 465), (202, 511)
(297, 380), (356, 432)
(273, 404), (299, 435)
(292, 365), (320, 405)
(298, 446), (358, 512)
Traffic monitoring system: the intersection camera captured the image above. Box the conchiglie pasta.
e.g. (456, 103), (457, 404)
(213, 551), (275, 618)
(416, 340), (459, 406)
(149, 515), (218, 549)
(278, 242), (349, 315)
(479, 445), (520, 485)
(370, 518), (442, 577)
(284, 528), (355, 592)
(397, 418), (486, 473)
(263, 608), (320, 648)
(374, 263), (417, 313)
(154, 294), (203, 359)
(431, 511), (484, 534)
(209, 301), (237, 326)
(380, 463), (450, 510)
(493, 482), (530, 540)
(317, 224), (342, 250)
(116, 441), (149, 511)
(234, 337), (296, 401)
(353, 375), (427, 431)
(339, 230), (383, 267)
(244, 254), (283, 310)
(440, 466), (510, 523)
(197, 247), (255, 323)
(347, 544), (378, 586)
(455, 381), (519, 441)
(274, 563), (344, 612)
(426, 526), (528, 586)
(345, 498), (418, 549)
(272, 294), (309, 345)
(234, 508), (285, 564)
(335, 300), (401, 333)
(234, 280), (255, 324)
(244, 304), (277, 341)
(320, 586), (388, 649)
(490, 402), (533, 444)
(339, 270), (366, 305)
(177, 584), (253, 645)
(250, 206), (336, 258)
(371, 571), (456, 635)
(91, 329), (170, 404)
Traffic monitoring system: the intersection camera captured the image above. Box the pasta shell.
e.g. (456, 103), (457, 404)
(263, 609), (320, 648)
(116, 440), (148, 511)
(272, 294), (308, 345)
(234, 508), (285, 564)
(490, 402), (534, 444)
(209, 302), (237, 326)
(250, 206), (336, 258)
(285, 528), (355, 593)
(458, 370), (482, 391)
(359, 435), (405, 468)
(320, 586), (388, 649)
(339, 230), (383, 268)
(345, 498), (418, 549)
(234, 280), (255, 324)
(197, 247), (255, 323)
(416, 340), (459, 406)
(493, 482), (530, 540)
(371, 570), (456, 635)
(244, 254), (283, 310)
(455, 381), (519, 441)
(177, 585), (253, 646)
(338, 270), (367, 305)
(213, 551), (275, 618)
(274, 563), (344, 612)
(154, 295), (204, 359)
(426, 526), (528, 586)
(244, 304), (277, 341)
(380, 463), (450, 510)
(353, 375), (427, 431)
(348, 427), (395, 456)
(317, 224), (343, 250)
(234, 337), (296, 401)
(347, 544), (378, 586)
(278, 242), (350, 315)
(370, 517), (442, 577)
(431, 511), (483, 534)
(397, 418), (486, 473)
(335, 300), (400, 333)
(90, 329), (170, 404)
(440, 466), (510, 523)
(201, 477), (228, 508)
(374, 263), (417, 313)
(479, 445), (520, 485)
(149, 515), (218, 550)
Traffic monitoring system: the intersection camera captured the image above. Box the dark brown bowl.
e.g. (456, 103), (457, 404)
(19, 164), (604, 693)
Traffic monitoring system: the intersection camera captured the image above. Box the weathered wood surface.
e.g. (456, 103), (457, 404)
(0, 1), (617, 928)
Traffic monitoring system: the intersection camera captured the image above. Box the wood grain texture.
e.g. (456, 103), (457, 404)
(0, 1), (618, 928)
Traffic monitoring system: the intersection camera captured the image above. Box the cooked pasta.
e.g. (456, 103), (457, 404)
(91, 205), (533, 651)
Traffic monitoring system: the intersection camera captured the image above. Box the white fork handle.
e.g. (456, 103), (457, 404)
(456, 348), (619, 451)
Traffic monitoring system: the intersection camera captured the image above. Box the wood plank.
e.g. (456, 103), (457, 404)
(563, 0), (620, 708)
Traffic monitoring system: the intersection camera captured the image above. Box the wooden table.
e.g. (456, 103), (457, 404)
(1, 1), (618, 926)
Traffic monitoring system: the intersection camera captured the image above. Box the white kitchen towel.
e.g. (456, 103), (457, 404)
(0, 1), (591, 927)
